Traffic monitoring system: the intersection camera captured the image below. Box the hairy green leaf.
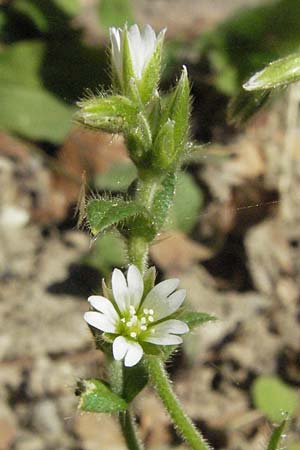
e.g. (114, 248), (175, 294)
(77, 378), (128, 413)
(178, 311), (217, 330)
(87, 198), (148, 236)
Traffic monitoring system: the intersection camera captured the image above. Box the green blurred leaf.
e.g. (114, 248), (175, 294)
(0, 41), (73, 142)
(267, 420), (287, 450)
(195, 0), (300, 95)
(244, 53), (300, 91)
(286, 443), (300, 450)
(14, 0), (49, 32)
(99, 0), (134, 29)
(94, 161), (137, 192)
(77, 378), (128, 413)
(178, 311), (217, 330)
(252, 376), (298, 422)
(83, 231), (126, 276)
(53, 0), (80, 16)
(123, 363), (148, 402)
(167, 172), (203, 233)
(87, 198), (148, 236)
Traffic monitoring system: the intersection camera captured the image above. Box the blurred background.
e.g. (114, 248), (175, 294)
(0, 0), (300, 449)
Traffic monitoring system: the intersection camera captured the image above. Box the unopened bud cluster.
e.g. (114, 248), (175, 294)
(76, 24), (191, 172)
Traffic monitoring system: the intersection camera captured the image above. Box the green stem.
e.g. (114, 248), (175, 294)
(127, 235), (149, 274)
(127, 173), (161, 274)
(107, 358), (144, 450)
(147, 357), (211, 450)
(119, 410), (145, 450)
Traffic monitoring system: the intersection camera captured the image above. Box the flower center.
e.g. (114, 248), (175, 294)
(119, 305), (154, 339)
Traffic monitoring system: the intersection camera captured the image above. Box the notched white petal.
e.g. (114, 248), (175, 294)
(145, 334), (183, 345)
(127, 265), (144, 308)
(150, 278), (179, 298)
(113, 336), (128, 361)
(88, 295), (118, 320)
(156, 319), (189, 334)
(84, 311), (117, 333)
(124, 340), (143, 367)
(112, 268), (129, 312)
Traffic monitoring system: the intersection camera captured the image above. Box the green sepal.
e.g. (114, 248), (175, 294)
(147, 93), (162, 139)
(123, 362), (149, 402)
(75, 94), (138, 134)
(87, 198), (149, 236)
(177, 311), (217, 330)
(267, 420), (287, 450)
(76, 378), (128, 413)
(151, 172), (177, 231)
(152, 118), (175, 169)
(228, 88), (270, 126)
(143, 266), (156, 298)
(138, 29), (166, 104)
(163, 66), (190, 157)
(244, 53), (300, 91)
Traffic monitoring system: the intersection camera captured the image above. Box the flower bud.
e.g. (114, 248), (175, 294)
(110, 24), (166, 103)
(152, 118), (175, 169)
(243, 53), (300, 91)
(162, 66), (191, 159)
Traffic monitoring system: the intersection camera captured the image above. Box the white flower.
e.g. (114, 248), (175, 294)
(84, 265), (188, 367)
(110, 24), (166, 81)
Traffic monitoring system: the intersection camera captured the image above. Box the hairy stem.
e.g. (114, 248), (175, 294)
(107, 358), (144, 450)
(147, 357), (211, 450)
(119, 410), (145, 450)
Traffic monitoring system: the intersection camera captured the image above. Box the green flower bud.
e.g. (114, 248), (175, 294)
(243, 53), (300, 91)
(110, 24), (166, 104)
(152, 118), (175, 169)
(162, 66), (191, 157)
(75, 95), (138, 134)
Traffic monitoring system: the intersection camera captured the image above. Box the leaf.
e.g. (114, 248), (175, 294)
(244, 53), (300, 91)
(99, 0), (134, 29)
(93, 161), (137, 192)
(0, 41), (73, 143)
(53, 0), (80, 16)
(267, 420), (287, 450)
(123, 363), (149, 402)
(167, 172), (203, 233)
(178, 311), (217, 330)
(252, 376), (298, 422)
(82, 230), (127, 276)
(77, 378), (128, 413)
(87, 198), (148, 236)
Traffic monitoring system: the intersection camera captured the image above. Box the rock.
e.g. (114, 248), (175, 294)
(32, 399), (63, 436)
(0, 403), (17, 450)
(74, 412), (124, 450)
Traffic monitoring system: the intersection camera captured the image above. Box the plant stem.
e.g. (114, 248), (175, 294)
(147, 357), (211, 450)
(119, 410), (145, 450)
(127, 173), (161, 274)
(107, 358), (144, 450)
(127, 235), (149, 274)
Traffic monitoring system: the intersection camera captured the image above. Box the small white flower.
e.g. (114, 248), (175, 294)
(84, 265), (188, 367)
(110, 24), (166, 81)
